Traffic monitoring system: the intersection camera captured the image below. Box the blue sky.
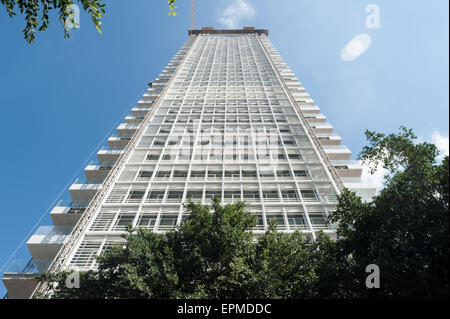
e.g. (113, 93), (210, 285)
(0, 0), (448, 291)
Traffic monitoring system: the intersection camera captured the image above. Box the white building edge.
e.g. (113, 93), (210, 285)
(2, 27), (376, 299)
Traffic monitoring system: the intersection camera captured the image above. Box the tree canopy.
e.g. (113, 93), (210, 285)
(1, 0), (178, 43)
(328, 127), (449, 297)
(38, 128), (449, 298)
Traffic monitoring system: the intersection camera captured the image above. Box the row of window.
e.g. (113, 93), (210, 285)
(168, 87), (288, 93)
(144, 152), (303, 162)
(129, 169), (309, 180)
(106, 187), (320, 204)
(160, 117), (293, 124)
(88, 211), (329, 233)
(159, 98), (291, 106)
(146, 125), (306, 135)
(148, 136), (298, 147)
(148, 124), (305, 136)
(161, 108), (296, 115)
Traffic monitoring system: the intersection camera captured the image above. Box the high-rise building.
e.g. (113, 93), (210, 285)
(2, 27), (376, 299)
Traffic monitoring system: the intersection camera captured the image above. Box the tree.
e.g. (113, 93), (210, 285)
(37, 197), (323, 299)
(325, 127), (449, 298)
(1, 0), (177, 43)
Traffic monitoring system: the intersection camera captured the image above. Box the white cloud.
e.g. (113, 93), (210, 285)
(218, 0), (255, 29)
(431, 131), (449, 159)
(359, 160), (387, 195)
(340, 34), (372, 62)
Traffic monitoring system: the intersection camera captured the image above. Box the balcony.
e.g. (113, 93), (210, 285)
(27, 226), (72, 261)
(335, 161), (363, 179)
(131, 107), (150, 116)
(322, 145), (352, 160)
(142, 93), (159, 101)
(97, 149), (122, 163)
(69, 183), (101, 202)
(345, 182), (378, 202)
(299, 105), (320, 114)
(317, 135), (342, 146)
(311, 123), (333, 134)
(305, 114), (327, 123)
(84, 164), (110, 180)
(294, 97), (315, 106)
(116, 123), (139, 135)
(50, 205), (85, 227)
(124, 115), (143, 124)
(137, 100), (153, 107)
(107, 136), (129, 149)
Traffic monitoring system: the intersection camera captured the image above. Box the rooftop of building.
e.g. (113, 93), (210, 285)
(188, 26), (269, 36)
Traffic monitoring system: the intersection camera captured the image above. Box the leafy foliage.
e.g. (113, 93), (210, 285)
(168, 0), (177, 17)
(327, 127), (449, 298)
(1, 0), (106, 43)
(38, 128), (449, 298)
(1, 0), (178, 43)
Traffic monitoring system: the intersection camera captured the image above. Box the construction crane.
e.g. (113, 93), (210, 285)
(191, 0), (195, 30)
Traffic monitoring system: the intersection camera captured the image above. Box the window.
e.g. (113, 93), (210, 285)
(205, 191), (221, 200)
(173, 171), (188, 178)
(147, 154), (160, 161)
(259, 171), (275, 178)
(283, 138), (296, 146)
(138, 170), (153, 178)
(287, 214), (307, 230)
(242, 171), (257, 178)
(224, 191), (241, 202)
(154, 139), (166, 146)
(263, 190), (279, 201)
(147, 191), (165, 202)
(156, 171), (171, 178)
(225, 170), (240, 178)
(186, 190), (203, 201)
(191, 170), (205, 178)
(137, 214), (157, 229)
(309, 213), (331, 230)
(282, 190), (299, 201)
(167, 191), (183, 202)
(158, 215), (178, 230)
(288, 154), (301, 160)
(243, 191), (260, 201)
(301, 190), (317, 201)
(113, 214), (135, 231)
(276, 170), (292, 178)
(266, 214), (286, 229)
(208, 170), (223, 178)
(294, 170), (308, 178)
(127, 190), (145, 203)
